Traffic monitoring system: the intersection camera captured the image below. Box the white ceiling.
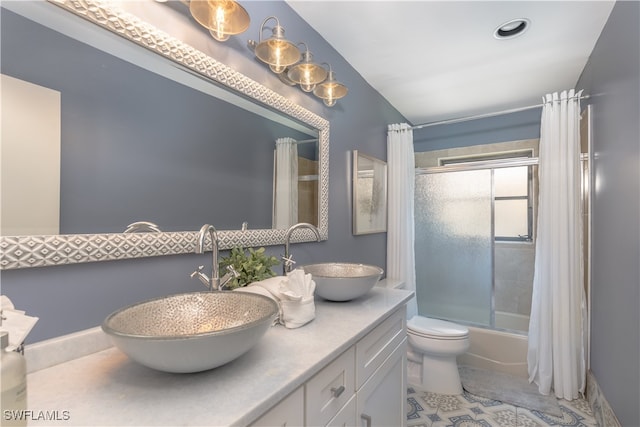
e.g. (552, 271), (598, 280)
(287, 1), (616, 125)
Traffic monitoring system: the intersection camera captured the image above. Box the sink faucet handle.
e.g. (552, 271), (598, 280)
(282, 254), (296, 271)
(218, 265), (240, 290)
(190, 265), (211, 289)
(190, 265), (205, 276)
(226, 265), (239, 278)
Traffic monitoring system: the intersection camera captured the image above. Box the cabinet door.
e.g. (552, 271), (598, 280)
(356, 339), (407, 427)
(250, 387), (304, 427)
(326, 394), (356, 427)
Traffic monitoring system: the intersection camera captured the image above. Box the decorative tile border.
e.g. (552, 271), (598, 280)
(1, 0), (329, 270)
(0, 228), (323, 270)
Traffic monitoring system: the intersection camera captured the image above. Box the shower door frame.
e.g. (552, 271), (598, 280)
(416, 156), (539, 332)
(416, 153), (591, 336)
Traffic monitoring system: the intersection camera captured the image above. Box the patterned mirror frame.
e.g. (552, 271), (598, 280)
(0, 0), (329, 270)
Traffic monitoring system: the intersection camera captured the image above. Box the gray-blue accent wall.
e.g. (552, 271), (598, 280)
(576, 2), (640, 425)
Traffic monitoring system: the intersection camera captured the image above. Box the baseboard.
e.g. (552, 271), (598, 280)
(586, 370), (621, 427)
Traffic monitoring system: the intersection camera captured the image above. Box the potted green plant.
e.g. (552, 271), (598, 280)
(218, 247), (280, 289)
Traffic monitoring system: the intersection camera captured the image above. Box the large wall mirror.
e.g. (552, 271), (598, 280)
(0, 0), (329, 269)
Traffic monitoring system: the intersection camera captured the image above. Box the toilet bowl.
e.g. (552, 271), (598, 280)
(407, 315), (469, 395)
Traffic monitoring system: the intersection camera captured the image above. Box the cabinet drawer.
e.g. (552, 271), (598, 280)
(355, 308), (406, 388)
(306, 346), (356, 426)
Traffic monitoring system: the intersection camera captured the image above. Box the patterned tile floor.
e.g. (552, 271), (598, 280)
(407, 385), (598, 427)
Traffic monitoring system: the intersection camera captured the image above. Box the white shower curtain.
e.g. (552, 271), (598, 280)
(527, 89), (587, 399)
(387, 123), (418, 319)
(273, 137), (298, 229)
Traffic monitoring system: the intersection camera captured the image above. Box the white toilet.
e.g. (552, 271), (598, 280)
(406, 315), (470, 395)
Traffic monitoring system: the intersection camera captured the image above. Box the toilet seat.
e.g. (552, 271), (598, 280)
(407, 316), (469, 340)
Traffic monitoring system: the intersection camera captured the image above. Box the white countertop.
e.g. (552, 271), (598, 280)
(25, 286), (413, 427)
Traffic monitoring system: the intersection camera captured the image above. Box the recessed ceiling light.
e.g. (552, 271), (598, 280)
(494, 18), (530, 39)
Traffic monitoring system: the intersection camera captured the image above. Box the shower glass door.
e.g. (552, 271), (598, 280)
(415, 170), (493, 326)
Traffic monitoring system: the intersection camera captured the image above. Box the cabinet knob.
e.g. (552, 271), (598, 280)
(330, 385), (345, 398)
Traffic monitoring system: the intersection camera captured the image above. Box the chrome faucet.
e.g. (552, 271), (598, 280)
(191, 224), (238, 291)
(282, 222), (321, 275)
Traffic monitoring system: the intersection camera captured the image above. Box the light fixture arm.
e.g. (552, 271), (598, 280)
(259, 16), (281, 43)
(320, 62), (333, 78)
(296, 42), (316, 65)
(297, 42), (310, 54)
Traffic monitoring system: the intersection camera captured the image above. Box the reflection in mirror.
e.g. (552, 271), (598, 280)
(0, 8), (318, 236)
(272, 138), (319, 229)
(0, 0), (328, 269)
(353, 151), (387, 235)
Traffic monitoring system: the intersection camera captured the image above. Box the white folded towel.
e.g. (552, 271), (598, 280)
(235, 271), (316, 329)
(1, 295), (39, 350)
(279, 269), (315, 329)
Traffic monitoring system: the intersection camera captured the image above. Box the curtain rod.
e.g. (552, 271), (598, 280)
(410, 95), (590, 131)
(275, 138), (318, 145)
(415, 153), (589, 175)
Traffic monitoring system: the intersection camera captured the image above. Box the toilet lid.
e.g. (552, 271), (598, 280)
(407, 316), (469, 339)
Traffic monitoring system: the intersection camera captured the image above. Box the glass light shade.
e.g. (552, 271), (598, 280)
(209, 29), (230, 42)
(313, 70), (347, 106)
(189, 0), (250, 41)
(287, 52), (328, 92)
(323, 98), (337, 107)
(254, 27), (300, 73)
(300, 83), (315, 93)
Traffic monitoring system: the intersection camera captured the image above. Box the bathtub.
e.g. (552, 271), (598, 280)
(457, 325), (528, 379)
(495, 311), (530, 332)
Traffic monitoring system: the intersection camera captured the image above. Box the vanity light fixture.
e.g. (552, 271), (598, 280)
(247, 18), (347, 107)
(313, 65), (348, 107)
(189, 0), (250, 42)
(248, 16), (301, 73)
(287, 43), (328, 92)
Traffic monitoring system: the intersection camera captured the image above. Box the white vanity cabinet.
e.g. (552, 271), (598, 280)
(253, 306), (407, 427)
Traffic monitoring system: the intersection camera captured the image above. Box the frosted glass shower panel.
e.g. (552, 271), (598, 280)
(415, 170), (493, 325)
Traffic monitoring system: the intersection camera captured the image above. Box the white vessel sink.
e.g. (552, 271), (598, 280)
(102, 291), (278, 373)
(301, 263), (383, 301)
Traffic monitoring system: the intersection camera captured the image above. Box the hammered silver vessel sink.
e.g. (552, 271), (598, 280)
(301, 263), (384, 301)
(102, 292), (278, 373)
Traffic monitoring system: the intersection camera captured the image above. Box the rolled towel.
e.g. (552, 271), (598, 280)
(280, 298), (314, 329)
(239, 273), (316, 329)
(278, 270), (316, 329)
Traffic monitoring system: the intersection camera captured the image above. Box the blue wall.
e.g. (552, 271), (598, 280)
(413, 108), (541, 153)
(0, 1), (405, 342)
(576, 2), (640, 425)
